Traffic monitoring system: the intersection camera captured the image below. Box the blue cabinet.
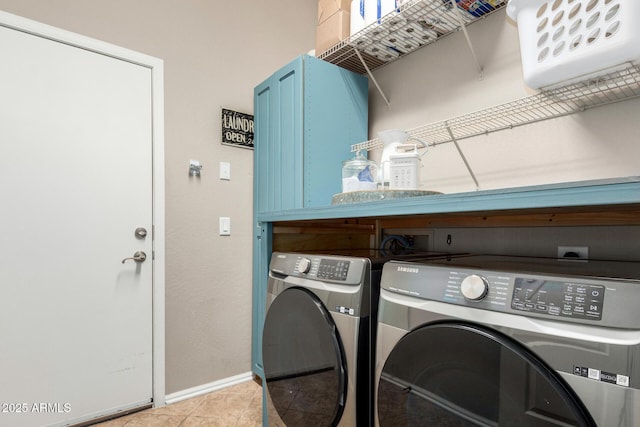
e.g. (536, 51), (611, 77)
(253, 54), (368, 213)
(252, 55), (368, 379)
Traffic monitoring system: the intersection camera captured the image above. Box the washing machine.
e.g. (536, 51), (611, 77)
(375, 255), (640, 426)
(262, 250), (457, 427)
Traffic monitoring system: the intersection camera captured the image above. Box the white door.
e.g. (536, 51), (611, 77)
(0, 20), (156, 427)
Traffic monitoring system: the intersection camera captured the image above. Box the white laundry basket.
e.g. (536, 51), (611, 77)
(507, 0), (640, 89)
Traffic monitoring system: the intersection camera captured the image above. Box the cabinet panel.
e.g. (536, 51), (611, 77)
(303, 57), (369, 207)
(254, 83), (271, 213)
(275, 64), (303, 211)
(251, 222), (271, 379)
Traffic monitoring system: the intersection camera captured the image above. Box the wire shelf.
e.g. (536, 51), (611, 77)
(352, 64), (640, 153)
(318, 0), (504, 75)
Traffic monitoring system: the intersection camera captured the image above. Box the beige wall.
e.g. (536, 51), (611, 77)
(0, 0), (317, 393)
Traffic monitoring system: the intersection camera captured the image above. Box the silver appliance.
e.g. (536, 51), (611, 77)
(262, 250), (456, 426)
(375, 255), (640, 426)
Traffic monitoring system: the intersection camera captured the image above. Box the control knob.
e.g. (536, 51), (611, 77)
(461, 274), (489, 301)
(297, 257), (312, 274)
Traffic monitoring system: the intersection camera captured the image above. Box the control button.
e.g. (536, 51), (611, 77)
(297, 258), (312, 274)
(460, 274), (489, 301)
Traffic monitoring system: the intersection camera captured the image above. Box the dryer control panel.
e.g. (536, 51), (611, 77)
(270, 252), (367, 286)
(316, 258), (351, 281)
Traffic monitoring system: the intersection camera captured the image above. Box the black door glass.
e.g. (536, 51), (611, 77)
(378, 322), (595, 427)
(262, 287), (346, 427)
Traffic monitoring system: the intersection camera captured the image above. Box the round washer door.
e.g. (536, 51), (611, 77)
(262, 287), (347, 427)
(378, 321), (596, 427)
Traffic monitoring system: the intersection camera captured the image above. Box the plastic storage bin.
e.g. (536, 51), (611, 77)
(507, 0), (640, 89)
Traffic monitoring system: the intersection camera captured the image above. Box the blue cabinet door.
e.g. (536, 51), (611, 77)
(254, 56), (303, 213)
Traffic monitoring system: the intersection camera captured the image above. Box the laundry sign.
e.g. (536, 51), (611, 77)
(221, 108), (254, 149)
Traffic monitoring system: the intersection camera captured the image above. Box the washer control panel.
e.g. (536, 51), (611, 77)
(512, 278), (605, 320)
(381, 258), (640, 328)
(443, 270), (606, 322)
(451, 273), (605, 321)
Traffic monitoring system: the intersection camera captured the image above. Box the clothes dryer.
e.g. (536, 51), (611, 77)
(376, 255), (640, 426)
(262, 250), (456, 426)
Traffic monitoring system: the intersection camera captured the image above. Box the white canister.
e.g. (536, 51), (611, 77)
(350, 0), (367, 36)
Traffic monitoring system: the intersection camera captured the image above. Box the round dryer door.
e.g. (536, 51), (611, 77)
(378, 322), (596, 426)
(262, 287), (346, 427)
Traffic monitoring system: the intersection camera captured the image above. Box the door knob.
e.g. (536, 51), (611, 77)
(122, 251), (147, 264)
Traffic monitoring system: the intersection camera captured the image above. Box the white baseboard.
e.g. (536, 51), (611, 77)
(163, 371), (255, 405)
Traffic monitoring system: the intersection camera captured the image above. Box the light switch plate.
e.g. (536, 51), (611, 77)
(219, 217), (231, 236)
(220, 162), (231, 180)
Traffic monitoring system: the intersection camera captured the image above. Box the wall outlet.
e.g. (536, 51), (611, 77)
(557, 245), (589, 260)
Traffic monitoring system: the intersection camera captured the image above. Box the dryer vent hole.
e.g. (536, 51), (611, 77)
(534, 0), (622, 63)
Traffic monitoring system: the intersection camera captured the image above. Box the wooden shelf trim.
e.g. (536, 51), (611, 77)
(271, 206), (640, 237)
(377, 206), (640, 229)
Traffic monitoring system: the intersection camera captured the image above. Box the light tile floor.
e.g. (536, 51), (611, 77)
(92, 380), (263, 427)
